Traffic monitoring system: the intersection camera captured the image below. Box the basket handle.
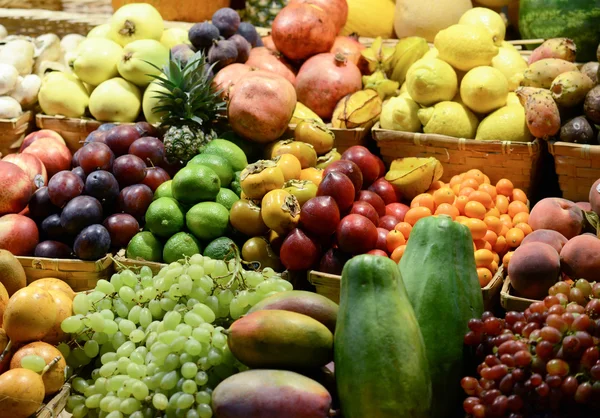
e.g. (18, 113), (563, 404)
(31, 258), (60, 271)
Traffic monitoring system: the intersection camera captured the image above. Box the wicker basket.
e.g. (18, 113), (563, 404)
(17, 254), (114, 292)
(548, 141), (600, 202)
(61, 0), (112, 14)
(113, 252), (166, 275)
(285, 124), (370, 154)
(308, 265), (504, 311)
(500, 275), (539, 312)
(358, 37), (543, 54)
(36, 114), (103, 153)
(0, 110), (35, 157)
(0, 0), (62, 11)
(35, 380), (71, 418)
(372, 124), (544, 194)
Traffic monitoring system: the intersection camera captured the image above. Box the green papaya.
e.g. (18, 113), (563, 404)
(227, 310), (333, 369)
(399, 215), (484, 418)
(335, 255), (431, 418)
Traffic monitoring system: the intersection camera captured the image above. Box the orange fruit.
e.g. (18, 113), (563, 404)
(493, 252), (500, 264)
(456, 215), (469, 223)
(454, 195), (469, 215)
(508, 200), (529, 218)
(434, 203), (459, 219)
(474, 239), (493, 251)
(483, 229), (498, 247)
(494, 235), (508, 254)
(460, 178), (480, 190)
(411, 193), (435, 212)
(499, 225), (509, 237)
(506, 227), (525, 247)
(490, 261), (499, 274)
(484, 216), (503, 235)
(486, 207), (500, 218)
(512, 212), (529, 225)
(449, 174), (465, 187)
(514, 222), (533, 236)
(459, 187), (476, 197)
(464, 201), (486, 220)
(452, 184), (461, 195)
(512, 188), (528, 204)
(477, 268), (493, 287)
(390, 245), (406, 263)
(495, 195), (509, 214)
(500, 214), (513, 229)
(428, 181), (444, 191)
(462, 218), (487, 240)
(502, 251), (514, 268)
(483, 175), (491, 184)
(433, 187), (456, 206)
(404, 207), (432, 226)
(496, 178), (514, 197)
(386, 229), (406, 253)
(474, 249), (495, 268)
(394, 222), (412, 239)
(468, 190), (494, 209)
(478, 183), (497, 200)
(464, 169), (485, 185)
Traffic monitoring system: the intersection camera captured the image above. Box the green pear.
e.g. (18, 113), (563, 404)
(89, 77), (141, 123)
(72, 38), (123, 86)
(87, 24), (114, 40)
(117, 39), (169, 87)
(108, 3), (164, 46)
(142, 78), (169, 124)
(38, 72), (89, 118)
(160, 28), (191, 50)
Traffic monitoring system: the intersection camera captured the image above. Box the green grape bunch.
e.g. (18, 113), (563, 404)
(59, 252), (293, 418)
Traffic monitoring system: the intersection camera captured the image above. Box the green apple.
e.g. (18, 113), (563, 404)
(89, 77), (141, 123)
(160, 28), (191, 50)
(38, 72), (89, 118)
(108, 3), (164, 47)
(117, 39), (169, 87)
(142, 78), (169, 124)
(72, 38), (123, 86)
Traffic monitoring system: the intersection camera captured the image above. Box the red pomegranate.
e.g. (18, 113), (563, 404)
(330, 35), (369, 74)
(295, 52), (362, 119)
(0, 214), (39, 255)
(2, 153), (47, 190)
(245, 47), (297, 86)
(289, 0), (349, 33)
(212, 63), (255, 100)
(0, 161), (32, 216)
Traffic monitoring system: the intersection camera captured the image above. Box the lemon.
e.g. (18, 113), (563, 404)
(145, 197), (185, 238)
(418, 101), (479, 139)
(380, 96), (421, 132)
(163, 232), (202, 264)
(476, 105), (533, 142)
(500, 41), (519, 52)
(460, 66), (509, 114)
(459, 7), (506, 46)
(126, 231), (163, 262)
(434, 24), (499, 71)
(186, 202), (230, 242)
(405, 58), (458, 106)
(492, 46), (528, 91)
(421, 47), (439, 60)
(506, 92), (522, 107)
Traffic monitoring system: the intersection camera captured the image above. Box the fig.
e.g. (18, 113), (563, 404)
(560, 116), (597, 144)
(236, 22), (259, 47)
(188, 22), (219, 50)
(170, 44), (195, 66)
(211, 7), (241, 38)
(208, 40), (238, 71)
(228, 34), (251, 64)
(584, 85), (600, 124)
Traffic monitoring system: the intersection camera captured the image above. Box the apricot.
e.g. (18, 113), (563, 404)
(520, 229), (568, 254)
(560, 235), (600, 282)
(508, 242), (560, 300)
(528, 198), (584, 239)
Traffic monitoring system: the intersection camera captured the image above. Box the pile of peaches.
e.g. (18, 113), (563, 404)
(377, 169), (532, 288)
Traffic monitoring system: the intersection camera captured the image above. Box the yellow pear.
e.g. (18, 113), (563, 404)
(72, 38), (123, 86)
(117, 39), (169, 87)
(89, 77), (141, 123)
(109, 3), (164, 46)
(87, 24), (112, 39)
(142, 78), (168, 124)
(38, 72), (89, 118)
(160, 28), (191, 50)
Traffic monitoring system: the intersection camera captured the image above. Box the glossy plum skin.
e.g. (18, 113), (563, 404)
(323, 160), (363, 198)
(78, 142), (115, 174)
(105, 125), (141, 156)
(142, 167), (171, 192)
(103, 213), (140, 249)
(357, 190), (386, 217)
(84, 170), (120, 205)
(74, 224), (111, 260)
(117, 184), (154, 223)
(40, 214), (72, 243)
(60, 195), (103, 235)
(112, 155), (147, 188)
(47, 171), (84, 208)
(316, 171), (355, 212)
(28, 187), (60, 220)
(34, 241), (73, 258)
(349, 201), (379, 226)
(129, 137), (165, 167)
(299, 196), (341, 237)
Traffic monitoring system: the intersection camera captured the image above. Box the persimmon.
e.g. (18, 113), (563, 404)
(506, 227), (525, 247)
(464, 201), (486, 220)
(404, 207), (432, 226)
(496, 178), (514, 197)
(434, 203), (459, 219)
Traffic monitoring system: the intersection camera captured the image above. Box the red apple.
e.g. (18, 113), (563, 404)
(368, 177), (399, 205)
(386, 203), (410, 221)
(367, 249), (388, 257)
(2, 153), (47, 190)
(299, 196), (340, 237)
(375, 227), (389, 252)
(349, 201), (379, 226)
(318, 248), (350, 276)
(322, 160), (363, 198)
(22, 138), (72, 178)
(378, 215), (400, 231)
(279, 228), (321, 271)
(357, 190), (386, 217)
(336, 214), (378, 254)
(20, 130), (65, 152)
(0, 214), (39, 255)
(341, 146), (380, 187)
(0, 161), (32, 216)
(317, 171), (355, 212)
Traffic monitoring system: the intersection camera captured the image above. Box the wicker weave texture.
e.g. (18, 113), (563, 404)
(549, 142), (600, 202)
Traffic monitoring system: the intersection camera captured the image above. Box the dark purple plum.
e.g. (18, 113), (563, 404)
(129, 137), (165, 167)
(228, 34), (251, 63)
(189, 21), (220, 50)
(72, 166), (87, 183)
(28, 187), (60, 219)
(74, 224), (111, 260)
(78, 142), (115, 174)
(47, 170), (84, 208)
(41, 214), (73, 243)
(105, 125), (141, 156)
(34, 240), (73, 258)
(84, 130), (107, 145)
(60, 195), (103, 235)
(208, 40), (238, 71)
(98, 123), (117, 132)
(236, 22), (259, 47)
(211, 7), (240, 38)
(113, 154), (147, 187)
(171, 44), (195, 66)
(117, 184), (153, 223)
(72, 148), (82, 167)
(103, 213), (140, 249)
(135, 121), (159, 138)
(84, 170), (120, 204)
(142, 167), (170, 192)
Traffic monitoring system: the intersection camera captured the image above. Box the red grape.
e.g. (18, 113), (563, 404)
(506, 394), (523, 412)
(562, 312), (576, 327)
(592, 283), (600, 298)
(585, 298), (600, 319)
(463, 397), (480, 414)
(535, 382), (550, 397)
(575, 382), (592, 404)
(513, 350), (532, 367)
(554, 281), (570, 295)
(548, 304), (566, 315)
(499, 373), (514, 394)
(512, 321), (526, 335)
(78, 142), (115, 174)
(469, 318), (485, 333)
(535, 340), (554, 361)
(561, 376), (578, 396)
(129, 137), (165, 167)
(522, 322), (540, 338)
(113, 154), (147, 187)
(530, 301), (547, 314)
(472, 404), (485, 418)
(555, 293), (569, 306)
(545, 374), (562, 388)
(485, 355), (501, 367)
(546, 359), (569, 377)
(561, 335), (582, 358)
(482, 389), (501, 405)
(117, 184), (153, 223)
(500, 354), (515, 367)
(544, 295), (560, 308)
(461, 376), (479, 391)
(498, 341), (518, 356)
(490, 394), (508, 416)
(511, 368), (525, 382)
(464, 331), (482, 345)
(47, 170), (84, 207)
(570, 287), (587, 306)
(105, 125), (140, 156)
(103, 213), (140, 249)
(142, 167), (171, 192)
(505, 311), (524, 326)
(529, 373), (543, 387)
(590, 364), (600, 380)
(575, 331), (593, 349)
(484, 317), (504, 335)
(540, 326), (562, 343)
(576, 278), (592, 296)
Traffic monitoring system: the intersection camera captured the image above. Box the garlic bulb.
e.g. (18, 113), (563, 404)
(0, 40), (34, 75)
(10, 74), (41, 108)
(0, 63), (19, 95)
(34, 34), (61, 62)
(0, 96), (22, 119)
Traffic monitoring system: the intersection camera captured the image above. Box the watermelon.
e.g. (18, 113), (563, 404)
(519, 0), (600, 62)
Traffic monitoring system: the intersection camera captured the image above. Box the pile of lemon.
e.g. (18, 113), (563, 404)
(380, 8), (532, 143)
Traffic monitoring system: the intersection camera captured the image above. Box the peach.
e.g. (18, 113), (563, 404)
(560, 235), (600, 282)
(590, 178), (600, 216)
(19, 130), (65, 152)
(576, 201), (592, 212)
(2, 153), (47, 190)
(521, 229), (568, 254)
(0, 214), (39, 255)
(528, 198), (584, 239)
(0, 161), (32, 216)
(508, 242), (560, 300)
(22, 138), (72, 178)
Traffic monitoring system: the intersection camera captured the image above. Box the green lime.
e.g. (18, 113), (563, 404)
(172, 164), (220, 204)
(145, 197), (185, 238)
(216, 188), (239, 210)
(202, 139), (248, 172)
(163, 232), (203, 264)
(230, 171), (242, 197)
(126, 231), (163, 262)
(186, 202), (230, 241)
(154, 180), (173, 200)
(188, 153), (234, 187)
(220, 132), (263, 163)
(204, 237), (238, 261)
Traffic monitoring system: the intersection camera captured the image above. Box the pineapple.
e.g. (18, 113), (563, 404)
(149, 51), (225, 164)
(244, 0), (289, 27)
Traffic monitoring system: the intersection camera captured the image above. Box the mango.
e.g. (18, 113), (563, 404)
(212, 369), (332, 418)
(248, 290), (338, 333)
(227, 310), (333, 369)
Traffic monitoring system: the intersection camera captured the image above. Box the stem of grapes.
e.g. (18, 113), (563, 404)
(40, 356), (62, 376)
(0, 339), (11, 363)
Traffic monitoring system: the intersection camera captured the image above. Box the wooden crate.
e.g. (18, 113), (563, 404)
(548, 141), (600, 203)
(500, 275), (539, 312)
(285, 124), (370, 154)
(35, 379), (71, 418)
(372, 124), (544, 194)
(17, 254), (114, 292)
(0, 110), (35, 157)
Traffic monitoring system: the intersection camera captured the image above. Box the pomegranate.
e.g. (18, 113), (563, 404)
(271, 3), (336, 61)
(330, 35), (367, 72)
(2, 154), (47, 190)
(318, 248), (350, 276)
(337, 214), (377, 254)
(296, 53), (362, 119)
(245, 47), (297, 86)
(22, 138), (72, 178)
(349, 201), (379, 226)
(341, 146), (381, 186)
(323, 159), (363, 198)
(386, 203), (410, 222)
(228, 70), (297, 143)
(368, 178), (399, 205)
(279, 228), (321, 271)
(0, 214), (39, 255)
(212, 63), (255, 100)
(0, 161), (32, 215)
(289, 0), (349, 33)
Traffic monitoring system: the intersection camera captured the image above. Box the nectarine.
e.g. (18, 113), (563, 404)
(508, 242), (560, 300)
(560, 235), (600, 282)
(528, 198), (584, 240)
(0, 161), (32, 216)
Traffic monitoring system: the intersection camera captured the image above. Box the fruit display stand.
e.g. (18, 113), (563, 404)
(548, 142), (600, 202)
(372, 123), (544, 194)
(500, 274), (539, 312)
(0, 110), (35, 157)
